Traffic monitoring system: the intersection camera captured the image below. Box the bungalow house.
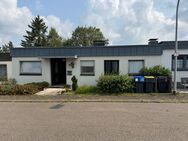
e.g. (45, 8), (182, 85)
(1, 39), (188, 87)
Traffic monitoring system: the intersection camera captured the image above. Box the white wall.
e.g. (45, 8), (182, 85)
(66, 56), (162, 86)
(0, 61), (12, 79)
(161, 49), (188, 82)
(12, 57), (51, 85)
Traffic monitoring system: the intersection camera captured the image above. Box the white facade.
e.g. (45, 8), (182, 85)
(7, 48), (188, 86)
(0, 61), (12, 79)
(67, 56), (161, 86)
(162, 49), (188, 82)
(12, 57), (51, 84)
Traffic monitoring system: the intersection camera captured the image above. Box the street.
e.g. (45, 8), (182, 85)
(0, 102), (187, 141)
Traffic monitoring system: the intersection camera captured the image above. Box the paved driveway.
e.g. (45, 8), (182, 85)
(0, 103), (187, 141)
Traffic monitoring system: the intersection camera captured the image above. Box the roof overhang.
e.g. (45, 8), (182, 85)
(39, 55), (78, 59)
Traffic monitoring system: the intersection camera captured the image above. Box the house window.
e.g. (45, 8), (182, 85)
(172, 55), (188, 71)
(20, 61), (42, 75)
(128, 60), (144, 74)
(80, 60), (95, 76)
(0, 65), (7, 80)
(104, 60), (119, 74)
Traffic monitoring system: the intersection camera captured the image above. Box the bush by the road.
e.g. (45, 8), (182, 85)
(0, 80), (49, 95)
(97, 75), (134, 94)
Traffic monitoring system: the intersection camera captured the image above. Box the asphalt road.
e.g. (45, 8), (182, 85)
(0, 103), (187, 141)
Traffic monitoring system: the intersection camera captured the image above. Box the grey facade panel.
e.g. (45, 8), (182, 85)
(11, 46), (163, 57)
(0, 53), (12, 61)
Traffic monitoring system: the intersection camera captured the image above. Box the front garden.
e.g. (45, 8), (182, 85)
(0, 65), (172, 95)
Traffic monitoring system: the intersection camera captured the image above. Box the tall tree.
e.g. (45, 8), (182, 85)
(21, 15), (48, 47)
(64, 26), (107, 47)
(47, 27), (64, 47)
(0, 41), (14, 53)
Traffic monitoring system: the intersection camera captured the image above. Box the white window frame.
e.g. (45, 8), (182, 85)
(20, 61), (42, 75)
(0, 64), (7, 81)
(128, 60), (144, 74)
(80, 60), (95, 76)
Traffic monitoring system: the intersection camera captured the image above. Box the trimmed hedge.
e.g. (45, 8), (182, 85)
(0, 84), (39, 95)
(97, 75), (134, 93)
(0, 81), (49, 95)
(140, 65), (171, 76)
(25, 81), (49, 91)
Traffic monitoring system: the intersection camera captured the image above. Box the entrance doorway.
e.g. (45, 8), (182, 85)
(51, 58), (66, 85)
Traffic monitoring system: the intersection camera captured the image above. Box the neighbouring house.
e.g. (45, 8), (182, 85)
(1, 39), (188, 86)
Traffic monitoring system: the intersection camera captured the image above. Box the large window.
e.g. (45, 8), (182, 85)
(20, 61), (42, 75)
(172, 55), (188, 71)
(104, 60), (119, 74)
(0, 65), (7, 80)
(80, 60), (95, 76)
(128, 60), (144, 74)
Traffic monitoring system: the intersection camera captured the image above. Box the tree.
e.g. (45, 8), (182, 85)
(0, 41), (14, 53)
(21, 15), (48, 47)
(47, 27), (64, 47)
(64, 26), (107, 47)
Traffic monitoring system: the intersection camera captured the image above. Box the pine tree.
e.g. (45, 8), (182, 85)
(0, 41), (14, 53)
(21, 15), (48, 47)
(47, 27), (64, 47)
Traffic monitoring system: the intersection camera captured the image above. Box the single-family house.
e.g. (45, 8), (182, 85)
(1, 39), (188, 87)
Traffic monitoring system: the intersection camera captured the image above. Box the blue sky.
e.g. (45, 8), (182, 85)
(0, 0), (188, 46)
(18, 0), (88, 24)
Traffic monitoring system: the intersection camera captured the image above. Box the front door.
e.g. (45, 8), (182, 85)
(51, 58), (66, 85)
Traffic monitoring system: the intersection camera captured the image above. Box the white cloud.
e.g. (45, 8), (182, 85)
(0, 0), (74, 46)
(84, 0), (188, 44)
(44, 15), (74, 38)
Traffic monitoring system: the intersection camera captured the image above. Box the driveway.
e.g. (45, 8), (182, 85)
(0, 103), (187, 141)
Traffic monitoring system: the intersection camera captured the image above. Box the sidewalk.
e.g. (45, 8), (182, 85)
(0, 93), (188, 103)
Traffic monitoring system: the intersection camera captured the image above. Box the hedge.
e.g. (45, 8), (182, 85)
(97, 75), (134, 93)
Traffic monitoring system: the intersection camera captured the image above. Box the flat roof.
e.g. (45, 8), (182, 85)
(0, 53), (12, 61)
(10, 41), (188, 58)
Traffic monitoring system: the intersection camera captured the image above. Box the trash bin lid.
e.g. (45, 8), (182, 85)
(144, 76), (155, 78)
(134, 76), (145, 82)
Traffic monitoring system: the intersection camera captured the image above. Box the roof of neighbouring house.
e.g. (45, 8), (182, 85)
(10, 40), (188, 58)
(0, 53), (12, 61)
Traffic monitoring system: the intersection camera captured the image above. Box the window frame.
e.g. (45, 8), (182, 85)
(20, 61), (42, 76)
(128, 60), (145, 75)
(80, 60), (95, 76)
(0, 64), (7, 81)
(104, 60), (119, 75)
(172, 55), (188, 71)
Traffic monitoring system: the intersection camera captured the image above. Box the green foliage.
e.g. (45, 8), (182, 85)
(47, 27), (64, 47)
(0, 84), (39, 95)
(0, 76), (7, 81)
(0, 81), (49, 95)
(71, 76), (78, 91)
(0, 41), (14, 53)
(76, 85), (98, 94)
(21, 15), (48, 47)
(140, 65), (171, 76)
(64, 26), (107, 47)
(1, 78), (17, 85)
(11, 85), (39, 95)
(25, 81), (49, 91)
(97, 75), (134, 94)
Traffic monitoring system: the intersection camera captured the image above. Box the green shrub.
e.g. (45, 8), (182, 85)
(11, 84), (39, 95)
(0, 84), (39, 95)
(76, 85), (98, 94)
(71, 76), (78, 91)
(97, 75), (134, 94)
(140, 65), (171, 76)
(0, 76), (7, 81)
(1, 78), (17, 85)
(25, 81), (49, 91)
